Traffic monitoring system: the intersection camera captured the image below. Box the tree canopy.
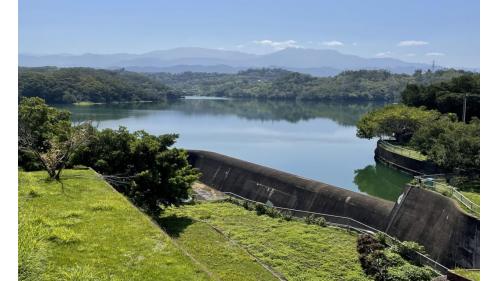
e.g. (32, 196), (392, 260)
(401, 73), (480, 121)
(410, 116), (480, 177)
(147, 68), (471, 101)
(19, 67), (181, 104)
(18, 97), (198, 212)
(356, 105), (440, 143)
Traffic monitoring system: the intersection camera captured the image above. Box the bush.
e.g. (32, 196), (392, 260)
(242, 200), (256, 211)
(357, 234), (384, 255)
(386, 264), (433, 281)
(281, 210), (293, 221)
(266, 207), (282, 218)
(304, 214), (316, 224)
(391, 241), (426, 257)
(357, 234), (435, 281)
(375, 232), (388, 245)
(364, 250), (390, 281)
(255, 204), (268, 216)
(314, 216), (327, 227)
(384, 250), (406, 267)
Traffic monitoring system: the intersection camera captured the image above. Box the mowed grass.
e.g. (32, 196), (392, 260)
(462, 191), (480, 206)
(380, 142), (427, 161)
(451, 269), (480, 281)
(165, 202), (372, 281)
(157, 216), (279, 281)
(19, 169), (211, 281)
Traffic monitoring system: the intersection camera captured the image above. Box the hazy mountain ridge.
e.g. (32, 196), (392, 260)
(20, 47), (451, 76)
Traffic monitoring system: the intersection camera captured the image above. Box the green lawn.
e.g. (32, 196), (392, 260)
(164, 201), (372, 281)
(451, 269), (480, 281)
(19, 169), (211, 281)
(380, 142), (427, 161)
(19, 169), (372, 281)
(157, 216), (279, 281)
(462, 191), (480, 206)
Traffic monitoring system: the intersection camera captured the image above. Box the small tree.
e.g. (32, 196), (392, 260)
(19, 120), (92, 180)
(18, 97), (92, 179)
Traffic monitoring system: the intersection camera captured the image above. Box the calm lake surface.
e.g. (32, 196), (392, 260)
(56, 98), (412, 201)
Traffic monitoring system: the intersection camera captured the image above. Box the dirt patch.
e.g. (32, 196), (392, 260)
(192, 182), (227, 201)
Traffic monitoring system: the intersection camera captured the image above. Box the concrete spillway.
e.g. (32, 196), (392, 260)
(187, 150), (480, 269)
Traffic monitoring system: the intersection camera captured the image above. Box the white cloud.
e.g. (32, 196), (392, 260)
(352, 42), (358, 46)
(425, 52), (445, 56)
(375, 51), (392, 57)
(397, 40), (429, 47)
(322, 40), (344, 47)
(252, 39), (300, 50)
(406, 53), (416, 57)
(235, 44), (245, 49)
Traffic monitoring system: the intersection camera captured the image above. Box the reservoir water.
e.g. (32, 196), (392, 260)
(56, 97), (412, 201)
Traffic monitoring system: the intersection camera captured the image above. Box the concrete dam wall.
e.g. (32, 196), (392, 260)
(187, 150), (480, 269)
(387, 185), (480, 269)
(375, 140), (442, 175)
(187, 150), (394, 231)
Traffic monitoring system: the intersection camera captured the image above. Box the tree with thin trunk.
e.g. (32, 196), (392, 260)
(18, 97), (92, 180)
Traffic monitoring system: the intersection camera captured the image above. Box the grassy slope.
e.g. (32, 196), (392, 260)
(451, 269), (480, 281)
(383, 143), (427, 161)
(158, 217), (279, 281)
(462, 191), (480, 206)
(19, 170), (211, 281)
(164, 202), (372, 281)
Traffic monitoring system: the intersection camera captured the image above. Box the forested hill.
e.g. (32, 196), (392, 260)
(147, 68), (471, 101)
(19, 67), (181, 104)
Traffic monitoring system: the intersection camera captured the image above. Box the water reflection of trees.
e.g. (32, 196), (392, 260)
(354, 161), (412, 201)
(170, 99), (386, 126)
(60, 99), (386, 126)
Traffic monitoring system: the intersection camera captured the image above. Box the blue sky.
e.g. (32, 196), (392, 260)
(19, 0), (479, 68)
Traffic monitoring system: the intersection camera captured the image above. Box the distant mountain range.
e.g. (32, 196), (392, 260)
(20, 47), (458, 76)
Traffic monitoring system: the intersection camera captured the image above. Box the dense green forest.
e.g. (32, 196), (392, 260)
(19, 67), (181, 104)
(401, 73), (480, 121)
(19, 67), (474, 103)
(147, 68), (472, 101)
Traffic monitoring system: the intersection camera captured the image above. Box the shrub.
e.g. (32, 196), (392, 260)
(386, 264), (433, 281)
(384, 250), (406, 267)
(391, 241), (427, 258)
(241, 200), (255, 211)
(304, 214), (316, 224)
(314, 216), (327, 227)
(281, 210), (293, 221)
(255, 204), (268, 216)
(364, 250), (390, 281)
(357, 234), (384, 256)
(374, 232), (388, 245)
(266, 207), (282, 218)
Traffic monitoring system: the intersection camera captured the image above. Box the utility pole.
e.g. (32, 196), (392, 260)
(432, 60), (435, 71)
(462, 93), (468, 122)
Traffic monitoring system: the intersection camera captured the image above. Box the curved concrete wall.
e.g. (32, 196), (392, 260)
(188, 150), (394, 230)
(386, 185), (480, 269)
(375, 140), (442, 175)
(188, 150), (480, 269)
